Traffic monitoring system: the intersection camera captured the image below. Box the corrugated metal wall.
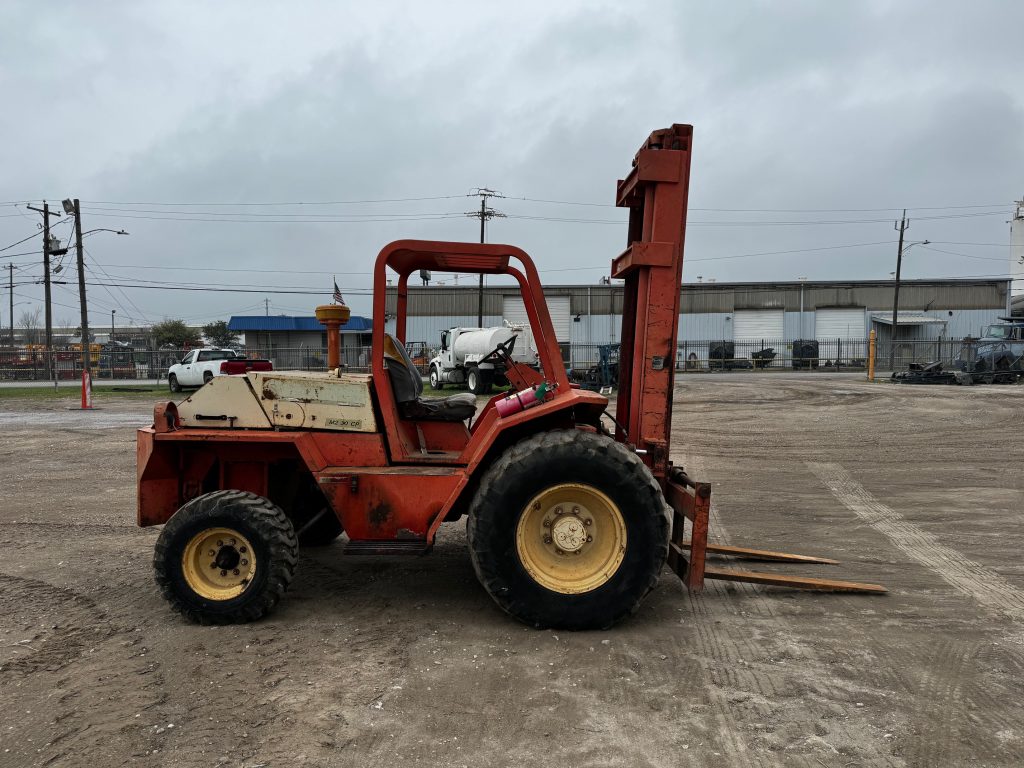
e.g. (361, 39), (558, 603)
(381, 280), (1008, 348)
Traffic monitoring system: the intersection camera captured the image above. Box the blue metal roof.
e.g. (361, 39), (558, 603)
(228, 315), (372, 332)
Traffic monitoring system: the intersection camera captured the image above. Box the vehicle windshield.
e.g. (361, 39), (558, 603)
(983, 325), (1009, 339)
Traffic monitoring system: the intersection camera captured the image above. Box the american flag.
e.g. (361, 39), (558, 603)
(333, 279), (346, 305)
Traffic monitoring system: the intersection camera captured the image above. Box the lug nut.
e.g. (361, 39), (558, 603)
(584, 519), (592, 526)
(239, 546), (247, 553)
(572, 506), (580, 515)
(586, 535), (593, 543)
(208, 549), (215, 556)
(217, 540), (224, 547)
(543, 536), (552, 544)
(233, 569), (240, 576)
(229, 538), (236, 546)
(555, 548), (564, 555)
(210, 563), (217, 569)
(542, 520), (551, 528)
(241, 559), (248, 566)
(220, 570), (227, 577)
(554, 506), (563, 515)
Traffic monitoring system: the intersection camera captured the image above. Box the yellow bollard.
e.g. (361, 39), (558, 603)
(867, 329), (876, 382)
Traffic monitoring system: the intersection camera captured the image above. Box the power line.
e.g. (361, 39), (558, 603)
(919, 245), (1007, 262)
(83, 245), (153, 323)
(0, 228), (46, 253)
(78, 194), (473, 207)
(505, 195), (1013, 213)
(81, 211), (469, 224)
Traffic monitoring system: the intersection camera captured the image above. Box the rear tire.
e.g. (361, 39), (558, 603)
(153, 490), (298, 624)
(429, 365), (444, 390)
(467, 430), (670, 630)
(467, 367), (485, 395)
(168, 374), (180, 393)
(203, 371), (213, 385)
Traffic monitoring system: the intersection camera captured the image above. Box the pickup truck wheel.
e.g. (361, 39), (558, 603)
(429, 365), (444, 390)
(153, 490), (298, 624)
(203, 371), (214, 385)
(467, 430), (670, 630)
(168, 374), (181, 393)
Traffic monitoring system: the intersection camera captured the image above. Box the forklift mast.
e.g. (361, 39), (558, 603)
(612, 124), (693, 481)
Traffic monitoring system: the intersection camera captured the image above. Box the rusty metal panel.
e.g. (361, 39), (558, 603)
(317, 468), (466, 540)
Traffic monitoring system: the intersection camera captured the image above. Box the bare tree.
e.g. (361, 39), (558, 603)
(18, 307), (42, 345)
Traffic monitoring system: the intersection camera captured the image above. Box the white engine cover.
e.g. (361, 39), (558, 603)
(175, 370), (377, 433)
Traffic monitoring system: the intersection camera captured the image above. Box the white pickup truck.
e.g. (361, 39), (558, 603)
(167, 349), (272, 392)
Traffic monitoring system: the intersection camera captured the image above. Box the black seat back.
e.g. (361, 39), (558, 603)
(383, 334), (423, 404)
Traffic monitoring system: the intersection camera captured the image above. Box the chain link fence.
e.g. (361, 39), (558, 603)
(0, 338), (982, 383)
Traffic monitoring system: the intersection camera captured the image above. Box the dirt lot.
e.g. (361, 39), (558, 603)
(1, 376), (1022, 768)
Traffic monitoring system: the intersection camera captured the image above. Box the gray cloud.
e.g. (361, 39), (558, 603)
(1, 0), (1021, 325)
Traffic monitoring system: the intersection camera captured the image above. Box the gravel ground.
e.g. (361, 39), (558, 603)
(1, 377), (1022, 768)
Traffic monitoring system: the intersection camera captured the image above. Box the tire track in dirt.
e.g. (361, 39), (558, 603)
(676, 454), (902, 767)
(0, 571), (173, 767)
(808, 462), (1024, 621)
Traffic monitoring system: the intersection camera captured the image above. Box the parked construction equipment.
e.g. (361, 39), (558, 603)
(137, 124), (885, 630)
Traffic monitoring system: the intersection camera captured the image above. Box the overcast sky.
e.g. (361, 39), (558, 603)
(2, 0), (1021, 327)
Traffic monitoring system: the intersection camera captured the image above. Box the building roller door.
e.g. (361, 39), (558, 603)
(503, 295), (571, 351)
(815, 307), (865, 340)
(732, 310), (784, 341)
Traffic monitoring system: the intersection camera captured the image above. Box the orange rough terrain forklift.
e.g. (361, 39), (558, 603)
(137, 124), (884, 629)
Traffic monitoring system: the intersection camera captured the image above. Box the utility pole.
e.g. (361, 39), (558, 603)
(888, 211), (908, 372)
(26, 201), (64, 378)
(467, 189), (504, 327)
(71, 199), (90, 375)
(111, 309), (116, 343)
(7, 264), (13, 345)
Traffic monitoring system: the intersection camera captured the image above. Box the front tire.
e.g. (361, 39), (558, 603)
(429, 365), (444, 390)
(467, 430), (670, 630)
(153, 491), (298, 624)
(168, 374), (181, 393)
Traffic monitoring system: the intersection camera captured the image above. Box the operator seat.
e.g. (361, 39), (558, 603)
(383, 335), (477, 422)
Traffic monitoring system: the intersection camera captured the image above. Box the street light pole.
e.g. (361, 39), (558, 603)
(111, 309), (116, 343)
(888, 216), (930, 371)
(71, 199), (89, 375)
(63, 201), (130, 366)
(889, 211), (908, 372)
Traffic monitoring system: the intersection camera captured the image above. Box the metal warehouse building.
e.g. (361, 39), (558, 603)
(386, 278), (1011, 363)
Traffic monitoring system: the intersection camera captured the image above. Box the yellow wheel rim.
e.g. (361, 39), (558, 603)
(515, 483), (627, 595)
(181, 527), (257, 601)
